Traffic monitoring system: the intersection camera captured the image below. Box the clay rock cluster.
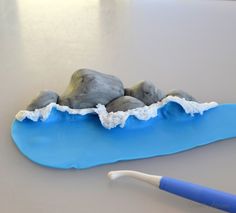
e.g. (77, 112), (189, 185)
(26, 69), (196, 112)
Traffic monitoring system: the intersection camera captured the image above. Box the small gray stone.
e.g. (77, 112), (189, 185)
(125, 81), (164, 105)
(164, 90), (197, 101)
(27, 90), (59, 111)
(59, 69), (124, 109)
(106, 96), (145, 112)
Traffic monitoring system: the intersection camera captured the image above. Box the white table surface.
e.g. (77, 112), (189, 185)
(1, 0), (236, 212)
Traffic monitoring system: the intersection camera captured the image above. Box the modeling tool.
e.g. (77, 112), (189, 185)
(108, 170), (236, 212)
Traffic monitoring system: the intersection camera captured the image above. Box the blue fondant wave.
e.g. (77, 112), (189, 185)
(11, 102), (236, 169)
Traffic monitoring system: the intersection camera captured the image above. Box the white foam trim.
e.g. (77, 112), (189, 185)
(15, 96), (218, 129)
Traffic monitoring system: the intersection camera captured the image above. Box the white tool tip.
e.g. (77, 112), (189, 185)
(108, 171), (123, 180)
(108, 170), (162, 187)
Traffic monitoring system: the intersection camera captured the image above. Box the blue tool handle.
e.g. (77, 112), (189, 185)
(159, 177), (236, 212)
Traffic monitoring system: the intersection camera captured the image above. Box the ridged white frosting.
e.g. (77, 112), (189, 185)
(15, 96), (218, 129)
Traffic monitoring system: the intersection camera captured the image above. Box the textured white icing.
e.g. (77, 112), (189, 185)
(15, 96), (218, 129)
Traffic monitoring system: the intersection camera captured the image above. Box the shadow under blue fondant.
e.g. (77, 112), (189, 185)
(11, 102), (236, 169)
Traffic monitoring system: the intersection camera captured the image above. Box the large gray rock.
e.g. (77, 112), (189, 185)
(164, 89), (197, 102)
(106, 96), (145, 112)
(27, 90), (59, 111)
(125, 81), (164, 105)
(59, 69), (124, 109)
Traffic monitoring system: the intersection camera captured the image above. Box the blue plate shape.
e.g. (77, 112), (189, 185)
(11, 102), (236, 169)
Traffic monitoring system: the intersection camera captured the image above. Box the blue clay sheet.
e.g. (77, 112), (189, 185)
(11, 102), (236, 169)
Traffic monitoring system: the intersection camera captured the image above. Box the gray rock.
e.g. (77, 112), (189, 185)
(27, 90), (59, 111)
(164, 89), (197, 101)
(125, 81), (164, 105)
(59, 69), (124, 109)
(106, 96), (145, 112)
